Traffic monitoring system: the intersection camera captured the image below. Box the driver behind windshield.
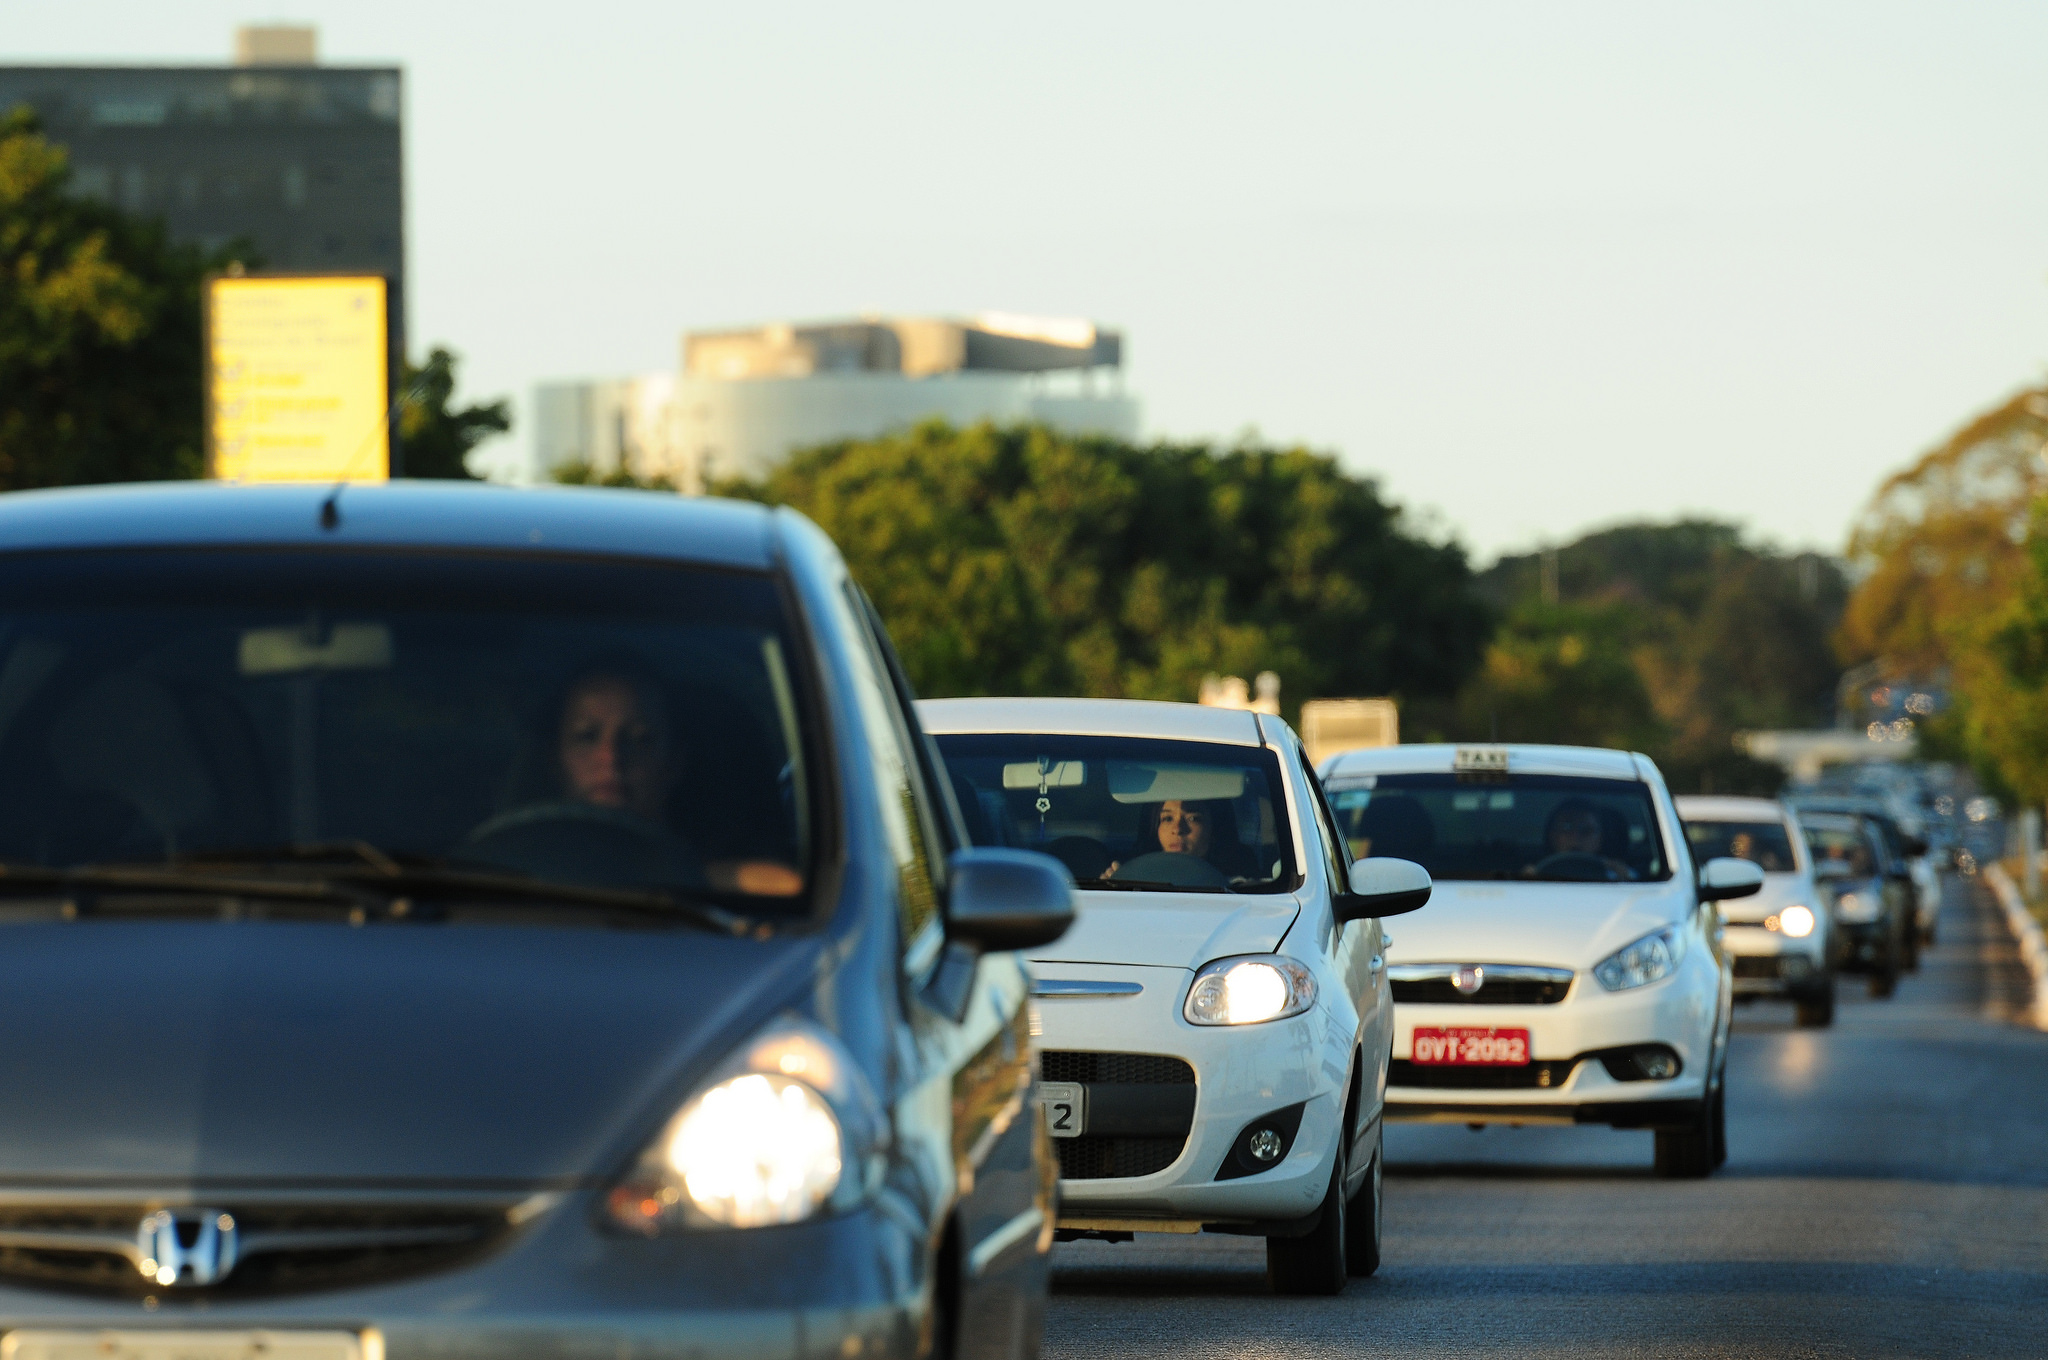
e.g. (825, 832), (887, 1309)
(557, 668), (674, 820)
(1106, 798), (1255, 881)
(1527, 797), (1634, 880)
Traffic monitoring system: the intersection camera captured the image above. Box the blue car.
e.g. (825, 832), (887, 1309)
(0, 481), (1071, 1360)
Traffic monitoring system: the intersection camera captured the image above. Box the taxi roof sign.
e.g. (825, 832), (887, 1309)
(1452, 746), (1510, 774)
(206, 273), (393, 484)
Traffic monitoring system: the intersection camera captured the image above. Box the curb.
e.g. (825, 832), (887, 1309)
(1981, 864), (2048, 1031)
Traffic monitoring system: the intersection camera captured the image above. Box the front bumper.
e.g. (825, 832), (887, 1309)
(1386, 953), (1717, 1123)
(0, 1196), (941, 1360)
(1032, 963), (1351, 1231)
(1722, 924), (1828, 997)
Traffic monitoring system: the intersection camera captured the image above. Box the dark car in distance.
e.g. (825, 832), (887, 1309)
(0, 481), (1072, 1360)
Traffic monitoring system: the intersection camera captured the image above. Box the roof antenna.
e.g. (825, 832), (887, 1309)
(317, 370), (430, 532)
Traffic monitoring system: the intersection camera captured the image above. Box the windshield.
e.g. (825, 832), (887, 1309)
(932, 733), (1297, 892)
(1803, 822), (1876, 879)
(0, 549), (815, 910)
(1685, 819), (1798, 873)
(1326, 773), (1671, 882)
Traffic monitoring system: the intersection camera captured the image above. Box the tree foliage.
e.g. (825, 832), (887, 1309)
(398, 346), (511, 479)
(720, 420), (1494, 710)
(0, 107), (246, 489)
(1415, 520), (1848, 792)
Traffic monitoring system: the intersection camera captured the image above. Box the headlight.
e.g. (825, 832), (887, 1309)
(607, 1018), (885, 1234)
(1777, 905), (1816, 938)
(1834, 890), (1878, 922)
(1185, 956), (1317, 1025)
(1593, 925), (1689, 992)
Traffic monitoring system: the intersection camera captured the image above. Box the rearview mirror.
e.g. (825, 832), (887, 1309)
(1335, 858), (1432, 921)
(945, 848), (1075, 952)
(1698, 856), (1765, 902)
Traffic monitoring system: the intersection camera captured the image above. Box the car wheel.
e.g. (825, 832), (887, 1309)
(1794, 981), (1835, 1028)
(1903, 919), (1921, 971)
(1867, 957), (1898, 999)
(1267, 1141), (1348, 1295)
(1654, 1096), (1716, 1179)
(1344, 1121), (1383, 1277)
(1710, 1081), (1728, 1169)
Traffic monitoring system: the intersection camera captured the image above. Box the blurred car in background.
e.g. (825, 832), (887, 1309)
(1318, 744), (1758, 1180)
(0, 482), (1075, 1360)
(1677, 796), (1835, 1027)
(1789, 794), (1933, 957)
(1800, 809), (1909, 998)
(921, 696), (1432, 1296)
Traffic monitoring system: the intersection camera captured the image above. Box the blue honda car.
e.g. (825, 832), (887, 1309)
(0, 481), (1071, 1360)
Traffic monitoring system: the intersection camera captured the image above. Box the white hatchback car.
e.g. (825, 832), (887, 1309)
(1676, 795), (1836, 1027)
(919, 698), (1431, 1295)
(1318, 744), (1760, 1178)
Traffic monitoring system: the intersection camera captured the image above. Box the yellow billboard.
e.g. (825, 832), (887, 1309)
(207, 274), (391, 483)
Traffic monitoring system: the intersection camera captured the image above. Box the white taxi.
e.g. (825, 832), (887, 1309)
(1318, 744), (1760, 1178)
(920, 698), (1430, 1295)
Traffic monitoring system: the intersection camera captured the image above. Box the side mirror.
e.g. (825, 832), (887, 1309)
(1902, 834), (1929, 858)
(1698, 856), (1765, 902)
(945, 848), (1075, 952)
(1335, 857), (1432, 921)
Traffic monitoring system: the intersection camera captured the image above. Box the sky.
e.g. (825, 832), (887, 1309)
(6, 1), (2046, 561)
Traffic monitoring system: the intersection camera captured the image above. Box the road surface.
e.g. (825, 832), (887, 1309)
(1043, 874), (2048, 1358)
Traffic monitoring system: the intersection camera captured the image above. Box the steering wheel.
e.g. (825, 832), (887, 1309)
(460, 800), (703, 889)
(1529, 851), (1624, 882)
(1113, 851), (1232, 889)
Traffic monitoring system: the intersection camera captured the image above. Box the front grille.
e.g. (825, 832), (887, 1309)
(1388, 1058), (1579, 1090)
(1055, 1136), (1187, 1180)
(1041, 1052), (1195, 1180)
(1391, 977), (1571, 1005)
(0, 1201), (521, 1297)
(1041, 1051), (1194, 1085)
(1732, 955), (1781, 979)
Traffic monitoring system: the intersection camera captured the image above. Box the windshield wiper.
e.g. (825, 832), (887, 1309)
(1072, 877), (1228, 894)
(0, 854), (750, 937)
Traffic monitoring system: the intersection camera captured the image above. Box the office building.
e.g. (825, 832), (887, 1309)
(0, 27), (405, 328)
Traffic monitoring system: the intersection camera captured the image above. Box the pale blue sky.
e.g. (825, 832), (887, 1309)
(6, 1), (2045, 559)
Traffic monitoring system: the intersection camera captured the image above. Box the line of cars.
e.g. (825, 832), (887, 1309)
(0, 481), (1954, 1357)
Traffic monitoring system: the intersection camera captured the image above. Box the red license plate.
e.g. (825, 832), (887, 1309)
(1411, 1026), (1530, 1066)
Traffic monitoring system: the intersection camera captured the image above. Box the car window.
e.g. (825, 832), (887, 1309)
(0, 548), (816, 909)
(1325, 773), (1671, 882)
(839, 583), (945, 952)
(1803, 821), (1875, 878)
(934, 733), (1297, 893)
(1684, 819), (1798, 873)
(1298, 751), (1348, 899)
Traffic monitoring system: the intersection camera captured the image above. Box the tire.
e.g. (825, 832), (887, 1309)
(1794, 983), (1835, 1028)
(1710, 1082), (1728, 1169)
(1903, 917), (1921, 972)
(1344, 1122), (1383, 1277)
(1267, 1142), (1348, 1295)
(1654, 1095), (1717, 1179)
(1867, 955), (1898, 999)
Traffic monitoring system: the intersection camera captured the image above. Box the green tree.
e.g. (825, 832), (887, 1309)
(397, 346), (511, 479)
(550, 460), (674, 490)
(0, 106), (248, 488)
(1447, 598), (1664, 751)
(720, 420), (1494, 710)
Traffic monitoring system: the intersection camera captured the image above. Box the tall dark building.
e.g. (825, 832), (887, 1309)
(0, 31), (404, 335)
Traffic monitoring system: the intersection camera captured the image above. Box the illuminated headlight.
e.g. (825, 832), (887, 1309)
(1593, 926), (1689, 992)
(607, 1019), (885, 1233)
(1834, 891), (1878, 923)
(1776, 905), (1816, 938)
(1185, 956), (1317, 1025)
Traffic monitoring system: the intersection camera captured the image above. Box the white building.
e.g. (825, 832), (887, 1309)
(529, 314), (1140, 489)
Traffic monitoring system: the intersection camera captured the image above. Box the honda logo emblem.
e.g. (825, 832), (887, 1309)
(1452, 964), (1486, 996)
(137, 1208), (239, 1287)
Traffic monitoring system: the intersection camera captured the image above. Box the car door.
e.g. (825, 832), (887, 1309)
(842, 586), (1048, 1360)
(1289, 738), (1389, 1182)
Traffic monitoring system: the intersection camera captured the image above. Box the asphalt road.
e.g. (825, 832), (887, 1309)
(1043, 874), (2048, 1358)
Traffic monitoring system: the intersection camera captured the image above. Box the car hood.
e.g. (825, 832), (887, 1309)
(1718, 872), (1818, 924)
(1028, 890), (1300, 968)
(0, 920), (815, 1184)
(1385, 879), (1687, 970)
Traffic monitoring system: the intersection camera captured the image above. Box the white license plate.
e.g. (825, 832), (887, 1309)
(1039, 1081), (1086, 1138)
(2, 1332), (370, 1360)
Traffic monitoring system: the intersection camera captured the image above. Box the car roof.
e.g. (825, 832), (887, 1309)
(1321, 742), (1645, 781)
(0, 482), (778, 570)
(1674, 795), (1789, 822)
(1798, 810), (1865, 832)
(916, 696), (1266, 747)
